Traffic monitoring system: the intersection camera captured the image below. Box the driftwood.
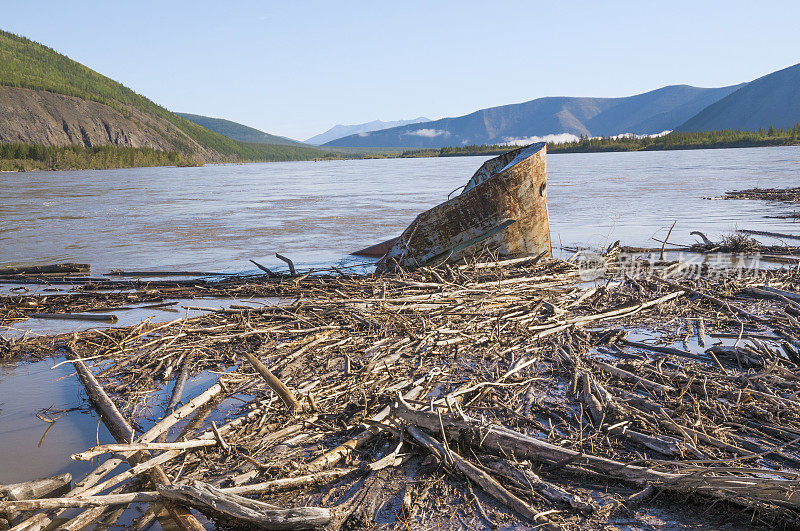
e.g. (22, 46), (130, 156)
(391, 395), (800, 510)
(32, 312), (118, 322)
(0, 470), (353, 511)
(166, 351), (194, 412)
(0, 263), (89, 275)
(7, 247), (800, 528)
(275, 253), (297, 276)
(108, 270), (228, 277)
(305, 385), (423, 473)
(483, 458), (594, 514)
(64, 346), (206, 531)
(65, 345), (134, 443)
(250, 259), (277, 276)
(243, 350), (300, 411)
(0, 474), (71, 502)
(159, 481), (330, 530)
(405, 425), (551, 526)
(6, 381), (225, 530)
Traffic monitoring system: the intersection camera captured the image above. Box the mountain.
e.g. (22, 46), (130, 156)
(307, 117), (430, 145)
(0, 30), (330, 162)
(176, 113), (307, 147)
(324, 85), (743, 149)
(676, 63), (800, 132)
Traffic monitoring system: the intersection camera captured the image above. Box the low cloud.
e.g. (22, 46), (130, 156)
(502, 130), (672, 146)
(502, 133), (581, 146)
(609, 130), (672, 140)
(405, 128), (449, 138)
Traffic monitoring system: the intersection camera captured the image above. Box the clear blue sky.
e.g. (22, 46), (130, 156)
(2, 0), (799, 141)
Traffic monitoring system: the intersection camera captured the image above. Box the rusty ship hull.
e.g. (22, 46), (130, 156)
(375, 142), (551, 270)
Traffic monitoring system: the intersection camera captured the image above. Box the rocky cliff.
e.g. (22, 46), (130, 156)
(0, 86), (220, 160)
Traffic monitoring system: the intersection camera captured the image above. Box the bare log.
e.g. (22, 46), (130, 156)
(243, 350), (300, 411)
(31, 312), (118, 322)
(0, 474), (71, 501)
(64, 346), (205, 531)
(65, 345), (134, 443)
(159, 481), (329, 530)
(0, 263), (89, 275)
(0, 471), (352, 513)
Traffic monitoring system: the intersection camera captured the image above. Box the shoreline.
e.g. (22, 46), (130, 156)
(3, 141), (799, 174)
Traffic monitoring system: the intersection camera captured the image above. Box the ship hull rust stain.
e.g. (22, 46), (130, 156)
(376, 142), (551, 270)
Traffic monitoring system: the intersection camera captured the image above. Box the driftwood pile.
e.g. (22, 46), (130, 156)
(3, 249), (800, 529)
(719, 187), (800, 203)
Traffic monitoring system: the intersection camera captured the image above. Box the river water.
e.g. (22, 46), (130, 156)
(1, 146), (799, 487)
(2, 146), (799, 274)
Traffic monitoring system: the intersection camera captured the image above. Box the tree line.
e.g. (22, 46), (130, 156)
(399, 125), (800, 158)
(0, 143), (185, 171)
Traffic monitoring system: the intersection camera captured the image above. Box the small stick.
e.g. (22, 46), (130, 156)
(660, 220), (677, 260)
(249, 259), (276, 276)
(275, 253), (296, 275)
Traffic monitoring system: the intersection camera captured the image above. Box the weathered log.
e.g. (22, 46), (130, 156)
(65, 345), (134, 443)
(249, 259), (277, 276)
(0, 470), (356, 513)
(108, 270), (227, 277)
(619, 339), (707, 362)
(737, 229), (800, 242)
(591, 359), (676, 394)
(0, 474), (71, 501)
(71, 439), (218, 461)
(166, 352), (194, 412)
(32, 312), (118, 322)
(483, 458), (594, 514)
(275, 253), (296, 276)
(392, 397), (678, 486)
(243, 350), (300, 411)
(64, 346), (206, 531)
(0, 263), (89, 275)
(159, 481), (330, 530)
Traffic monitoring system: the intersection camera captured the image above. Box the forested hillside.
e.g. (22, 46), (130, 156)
(0, 30), (334, 165)
(177, 113), (308, 147)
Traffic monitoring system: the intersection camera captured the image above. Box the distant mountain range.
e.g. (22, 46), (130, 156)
(324, 85), (745, 149)
(306, 117), (430, 145)
(176, 113), (307, 147)
(676, 63), (800, 132)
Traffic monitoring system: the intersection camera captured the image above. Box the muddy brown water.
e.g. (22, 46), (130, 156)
(1, 146), (799, 487)
(1, 147), (799, 274)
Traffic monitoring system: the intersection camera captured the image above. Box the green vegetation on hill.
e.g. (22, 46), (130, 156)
(0, 30), (336, 164)
(0, 143), (185, 171)
(0, 140), (342, 171)
(176, 113), (305, 147)
(400, 126), (800, 158)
